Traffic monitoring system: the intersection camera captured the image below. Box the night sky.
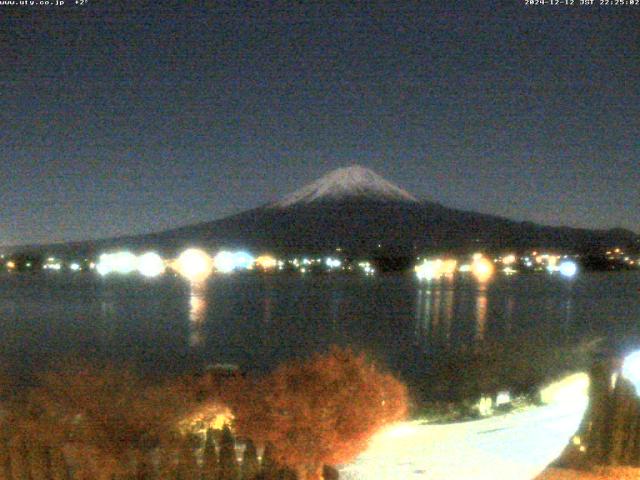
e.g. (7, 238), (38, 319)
(1, 1), (639, 246)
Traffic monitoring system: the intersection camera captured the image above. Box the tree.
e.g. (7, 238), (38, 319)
(0, 432), (12, 480)
(27, 442), (50, 480)
(321, 466), (339, 480)
(556, 352), (640, 468)
(8, 435), (30, 480)
(259, 443), (279, 480)
(278, 468), (298, 480)
(175, 436), (199, 480)
(256, 444), (297, 480)
(135, 451), (158, 480)
(21, 362), (196, 480)
(202, 428), (219, 480)
(49, 447), (70, 480)
(156, 440), (180, 480)
(218, 425), (239, 480)
(229, 347), (408, 480)
(241, 439), (259, 480)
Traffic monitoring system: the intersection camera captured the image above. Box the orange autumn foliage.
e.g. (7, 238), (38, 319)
(14, 362), (196, 480)
(229, 347), (408, 480)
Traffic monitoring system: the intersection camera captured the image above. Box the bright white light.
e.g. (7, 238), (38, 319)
(112, 252), (137, 274)
(496, 391), (511, 406)
(213, 251), (236, 273)
(69, 263), (81, 272)
(176, 248), (214, 281)
(622, 350), (640, 395)
(96, 255), (111, 276)
(214, 250), (259, 272)
(96, 251), (137, 276)
(558, 260), (578, 278)
(232, 251), (255, 270)
(471, 256), (494, 283)
(137, 252), (165, 278)
(415, 259), (442, 281)
(325, 257), (342, 269)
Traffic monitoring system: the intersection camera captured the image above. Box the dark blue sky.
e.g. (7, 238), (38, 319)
(1, 1), (639, 245)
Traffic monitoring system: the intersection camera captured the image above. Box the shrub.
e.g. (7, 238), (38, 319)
(229, 347), (408, 480)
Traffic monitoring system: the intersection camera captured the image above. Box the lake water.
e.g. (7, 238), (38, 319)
(1, 271), (639, 400)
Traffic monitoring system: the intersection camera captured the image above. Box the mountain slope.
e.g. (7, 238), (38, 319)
(154, 166), (635, 255)
(14, 166), (638, 257)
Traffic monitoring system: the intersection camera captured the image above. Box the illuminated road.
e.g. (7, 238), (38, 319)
(341, 380), (588, 480)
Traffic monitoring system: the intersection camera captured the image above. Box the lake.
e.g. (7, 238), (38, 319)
(1, 271), (639, 400)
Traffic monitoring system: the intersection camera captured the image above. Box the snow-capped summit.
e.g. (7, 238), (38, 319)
(271, 165), (418, 208)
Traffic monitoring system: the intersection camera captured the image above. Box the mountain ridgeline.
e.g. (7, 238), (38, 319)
(17, 166), (640, 257)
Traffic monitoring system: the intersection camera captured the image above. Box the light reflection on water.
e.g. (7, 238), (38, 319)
(474, 284), (488, 344)
(1, 272), (639, 388)
(415, 280), (486, 350)
(432, 285), (441, 339)
(442, 285), (454, 343)
(189, 281), (207, 348)
(412, 275), (587, 354)
(504, 295), (515, 332)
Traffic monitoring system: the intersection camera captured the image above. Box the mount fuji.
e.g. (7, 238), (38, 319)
(23, 166), (638, 257)
(271, 165), (417, 207)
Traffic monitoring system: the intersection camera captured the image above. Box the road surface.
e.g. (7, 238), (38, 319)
(341, 376), (589, 480)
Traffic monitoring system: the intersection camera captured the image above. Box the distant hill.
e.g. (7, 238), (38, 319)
(10, 166), (639, 257)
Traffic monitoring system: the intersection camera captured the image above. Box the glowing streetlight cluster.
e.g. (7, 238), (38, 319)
(212, 250), (235, 274)
(230, 251), (254, 270)
(137, 252), (166, 278)
(558, 260), (578, 278)
(96, 251), (139, 276)
(255, 255), (278, 271)
(414, 250), (584, 282)
(357, 261), (375, 276)
(174, 248), (214, 281)
(325, 257), (342, 269)
(43, 257), (63, 271)
(213, 250), (256, 273)
(94, 247), (275, 282)
(470, 255), (494, 283)
(414, 258), (458, 281)
(415, 259), (443, 281)
(415, 254), (496, 282)
(97, 251), (166, 278)
(96, 248), (264, 282)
